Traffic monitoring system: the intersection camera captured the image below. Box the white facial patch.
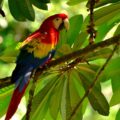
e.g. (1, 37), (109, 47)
(53, 18), (62, 29)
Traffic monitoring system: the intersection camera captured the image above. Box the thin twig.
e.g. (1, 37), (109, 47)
(59, 57), (84, 71)
(68, 44), (118, 120)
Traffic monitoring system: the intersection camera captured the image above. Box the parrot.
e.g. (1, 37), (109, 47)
(5, 13), (69, 120)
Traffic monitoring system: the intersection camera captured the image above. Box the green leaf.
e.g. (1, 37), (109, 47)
(67, 0), (86, 6)
(31, 0), (48, 10)
(94, 2), (120, 20)
(95, 9), (120, 25)
(40, 0), (50, 3)
(0, 0), (3, 5)
(73, 32), (88, 50)
(88, 87), (109, 116)
(87, 48), (113, 61)
(51, 0), (61, 4)
(30, 76), (59, 120)
(0, 45), (18, 63)
(77, 64), (101, 90)
(82, 2), (120, 31)
(58, 29), (68, 48)
(95, 0), (120, 8)
(0, 56), (16, 63)
(111, 75), (120, 92)
(19, 0), (35, 21)
(114, 24), (120, 36)
(67, 15), (83, 46)
(116, 109), (120, 120)
(101, 57), (120, 91)
(95, 22), (117, 42)
(69, 70), (84, 120)
(61, 74), (71, 120)
(0, 85), (14, 117)
(71, 70), (88, 113)
(34, 72), (59, 96)
(57, 44), (72, 57)
(110, 89), (120, 106)
(8, 0), (26, 21)
(78, 72), (109, 116)
(49, 75), (65, 120)
(69, 72), (81, 118)
(94, 2), (120, 25)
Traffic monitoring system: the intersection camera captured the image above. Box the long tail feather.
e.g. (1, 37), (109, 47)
(5, 83), (28, 120)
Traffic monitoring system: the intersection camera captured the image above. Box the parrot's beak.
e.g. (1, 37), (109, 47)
(63, 18), (69, 31)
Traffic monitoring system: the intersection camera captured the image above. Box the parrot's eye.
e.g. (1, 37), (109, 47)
(53, 17), (63, 30)
(56, 18), (59, 21)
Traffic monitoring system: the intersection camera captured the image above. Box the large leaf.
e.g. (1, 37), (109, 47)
(8, 0), (35, 21)
(114, 24), (120, 36)
(58, 71), (84, 120)
(0, 63), (15, 78)
(116, 109), (120, 120)
(95, 9), (120, 25)
(58, 15), (83, 48)
(49, 75), (65, 120)
(67, 15), (83, 46)
(0, 45), (18, 63)
(77, 64), (101, 90)
(0, 85), (14, 117)
(73, 32), (88, 50)
(19, 0), (35, 21)
(58, 29), (68, 48)
(95, 22), (117, 42)
(78, 69), (109, 116)
(71, 69), (88, 114)
(67, 0), (86, 6)
(29, 75), (59, 120)
(61, 73), (71, 120)
(82, 2), (120, 31)
(94, 2), (120, 20)
(8, 0), (26, 21)
(34, 72), (59, 96)
(100, 57), (120, 91)
(0, 56), (16, 63)
(56, 44), (72, 57)
(69, 70), (87, 120)
(94, 2), (120, 25)
(95, 0), (120, 8)
(31, 0), (48, 10)
(110, 89), (120, 106)
(61, 70), (88, 120)
(69, 71), (83, 120)
(40, 0), (50, 3)
(86, 48), (113, 61)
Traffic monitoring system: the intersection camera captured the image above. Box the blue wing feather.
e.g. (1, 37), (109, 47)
(11, 49), (55, 91)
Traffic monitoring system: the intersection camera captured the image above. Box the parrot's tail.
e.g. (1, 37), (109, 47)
(5, 83), (28, 120)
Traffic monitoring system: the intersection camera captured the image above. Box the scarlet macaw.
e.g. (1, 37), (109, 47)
(5, 13), (69, 120)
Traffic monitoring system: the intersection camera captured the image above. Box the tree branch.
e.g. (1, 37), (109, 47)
(87, 0), (97, 44)
(0, 34), (120, 89)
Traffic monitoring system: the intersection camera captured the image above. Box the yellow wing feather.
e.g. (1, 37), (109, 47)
(25, 38), (54, 58)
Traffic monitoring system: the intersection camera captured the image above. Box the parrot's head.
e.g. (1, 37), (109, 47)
(40, 13), (69, 31)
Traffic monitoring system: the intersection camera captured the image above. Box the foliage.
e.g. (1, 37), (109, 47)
(0, 0), (120, 120)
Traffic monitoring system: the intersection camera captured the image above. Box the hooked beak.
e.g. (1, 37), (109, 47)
(63, 18), (69, 31)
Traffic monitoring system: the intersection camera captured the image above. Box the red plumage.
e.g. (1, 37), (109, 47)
(5, 13), (69, 120)
(5, 83), (28, 120)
